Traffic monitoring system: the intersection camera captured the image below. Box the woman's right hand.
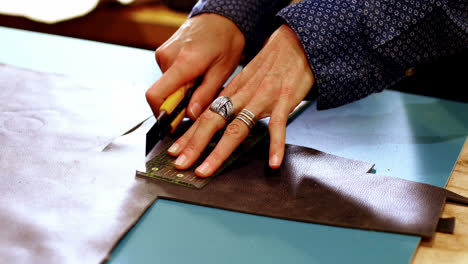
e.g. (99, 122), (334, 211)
(145, 13), (246, 120)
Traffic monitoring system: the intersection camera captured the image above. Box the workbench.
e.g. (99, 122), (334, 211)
(1, 26), (467, 264)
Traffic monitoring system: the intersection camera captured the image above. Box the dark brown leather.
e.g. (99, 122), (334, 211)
(143, 137), (468, 239)
(436, 217), (456, 234)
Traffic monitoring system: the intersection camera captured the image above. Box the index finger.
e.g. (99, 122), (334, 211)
(145, 55), (205, 115)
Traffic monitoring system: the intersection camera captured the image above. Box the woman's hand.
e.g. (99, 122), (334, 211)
(168, 24), (315, 177)
(145, 13), (245, 119)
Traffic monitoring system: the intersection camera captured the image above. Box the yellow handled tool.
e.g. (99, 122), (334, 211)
(146, 77), (203, 155)
(159, 82), (194, 116)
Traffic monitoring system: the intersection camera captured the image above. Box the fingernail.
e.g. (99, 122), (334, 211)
(174, 154), (187, 167)
(191, 103), (202, 118)
(269, 154), (280, 168)
(168, 143), (180, 155)
(196, 161), (211, 177)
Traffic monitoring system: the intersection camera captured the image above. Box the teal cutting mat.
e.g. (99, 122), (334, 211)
(108, 91), (467, 264)
(1, 26), (467, 264)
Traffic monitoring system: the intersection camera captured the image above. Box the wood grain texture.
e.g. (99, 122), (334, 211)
(413, 138), (468, 263)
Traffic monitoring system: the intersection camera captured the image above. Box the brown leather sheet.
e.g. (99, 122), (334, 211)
(144, 136), (468, 239)
(0, 64), (156, 264)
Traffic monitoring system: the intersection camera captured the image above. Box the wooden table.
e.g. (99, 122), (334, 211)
(413, 139), (468, 263)
(0, 3), (188, 50)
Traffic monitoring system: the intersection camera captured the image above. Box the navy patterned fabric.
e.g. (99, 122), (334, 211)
(190, 0), (291, 58)
(190, 0), (467, 109)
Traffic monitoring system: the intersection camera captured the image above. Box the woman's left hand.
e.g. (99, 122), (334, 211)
(167, 24), (315, 177)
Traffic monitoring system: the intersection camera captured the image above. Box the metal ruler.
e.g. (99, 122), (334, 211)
(137, 101), (311, 189)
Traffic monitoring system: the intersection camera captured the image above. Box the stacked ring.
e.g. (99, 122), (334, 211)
(209, 96), (235, 121)
(235, 109), (257, 129)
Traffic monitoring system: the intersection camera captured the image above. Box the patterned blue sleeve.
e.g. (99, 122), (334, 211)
(277, 0), (467, 109)
(190, 1), (467, 109)
(189, 0), (290, 58)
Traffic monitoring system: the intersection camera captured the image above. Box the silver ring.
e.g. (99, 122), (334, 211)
(235, 109), (257, 129)
(209, 96), (234, 121)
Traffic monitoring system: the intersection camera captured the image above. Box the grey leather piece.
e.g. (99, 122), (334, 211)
(0, 64), (154, 264)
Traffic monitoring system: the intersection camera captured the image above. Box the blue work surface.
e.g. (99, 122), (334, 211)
(2, 27), (467, 264)
(109, 92), (467, 264)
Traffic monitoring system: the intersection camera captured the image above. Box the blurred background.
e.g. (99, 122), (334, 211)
(1, 0), (465, 102)
(0, 0), (197, 50)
